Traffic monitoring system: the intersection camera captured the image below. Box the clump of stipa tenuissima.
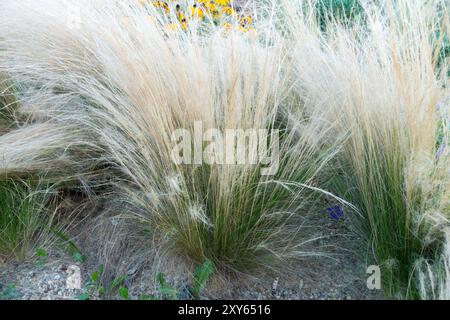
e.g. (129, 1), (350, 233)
(0, 0), (336, 272)
(284, 0), (450, 298)
(1, 0), (449, 299)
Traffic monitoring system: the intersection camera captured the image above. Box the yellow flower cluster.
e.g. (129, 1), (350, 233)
(139, 0), (255, 33)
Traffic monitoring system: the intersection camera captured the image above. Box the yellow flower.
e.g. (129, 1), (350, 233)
(190, 5), (205, 19)
(240, 15), (252, 27)
(153, 1), (170, 13)
(177, 11), (186, 22)
(238, 25), (248, 33)
(207, 2), (217, 12)
(163, 4), (170, 13)
(222, 6), (234, 16)
(222, 22), (233, 31)
(211, 9), (221, 19)
(216, 0), (230, 6)
(142, 0), (256, 34)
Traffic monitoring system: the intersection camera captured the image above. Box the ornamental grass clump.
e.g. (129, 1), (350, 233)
(0, 0), (339, 272)
(0, 0), (449, 299)
(285, 0), (450, 298)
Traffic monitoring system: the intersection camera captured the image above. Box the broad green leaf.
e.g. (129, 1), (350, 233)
(111, 275), (127, 290)
(78, 293), (90, 300)
(118, 287), (130, 300)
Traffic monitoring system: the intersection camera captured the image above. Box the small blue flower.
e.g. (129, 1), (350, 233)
(327, 205), (344, 220)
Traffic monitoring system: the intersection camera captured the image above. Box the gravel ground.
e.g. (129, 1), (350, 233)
(0, 253), (380, 300)
(0, 214), (383, 300)
(0, 253), (83, 300)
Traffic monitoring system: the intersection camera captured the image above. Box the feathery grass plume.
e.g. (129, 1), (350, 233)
(284, 0), (450, 298)
(0, 121), (103, 188)
(0, 77), (19, 134)
(0, 124), (71, 178)
(0, 0), (339, 272)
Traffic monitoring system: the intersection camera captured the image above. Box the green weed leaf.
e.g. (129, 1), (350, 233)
(191, 259), (214, 299)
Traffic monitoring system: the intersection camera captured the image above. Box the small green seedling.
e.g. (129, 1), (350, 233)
(0, 284), (20, 300)
(72, 252), (86, 263)
(35, 248), (48, 267)
(78, 293), (90, 301)
(145, 259), (215, 300)
(156, 272), (178, 300)
(78, 265), (105, 300)
(79, 265), (131, 300)
(110, 274), (130, 300)
(78, 259), (214, 300)
(118, 287), (130, 300)
(191, 259), (214, 299)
